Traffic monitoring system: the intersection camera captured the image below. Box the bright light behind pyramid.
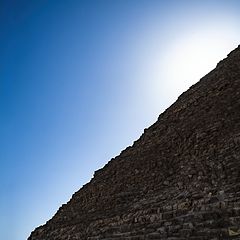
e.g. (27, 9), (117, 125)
(162, 27), (239, 97)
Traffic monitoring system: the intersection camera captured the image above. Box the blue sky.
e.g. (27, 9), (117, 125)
(1, 1), (240, 239)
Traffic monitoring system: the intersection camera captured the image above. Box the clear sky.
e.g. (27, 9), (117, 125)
(1, 1), (240, 239)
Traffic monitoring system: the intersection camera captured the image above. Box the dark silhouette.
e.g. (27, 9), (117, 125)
(29, 45), (240, 239)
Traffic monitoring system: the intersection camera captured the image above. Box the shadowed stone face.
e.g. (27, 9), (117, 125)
(29, 45), (240, 240)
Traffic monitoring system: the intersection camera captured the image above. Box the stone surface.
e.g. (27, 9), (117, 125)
(28, 45), (240, 240)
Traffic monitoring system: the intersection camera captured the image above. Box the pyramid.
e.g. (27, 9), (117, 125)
(28, 46), (240, 240)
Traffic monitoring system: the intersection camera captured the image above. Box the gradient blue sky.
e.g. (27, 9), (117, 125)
(1, 1), (240, 239)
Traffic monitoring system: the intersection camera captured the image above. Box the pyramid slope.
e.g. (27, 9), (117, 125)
(29, 46), (240, 240)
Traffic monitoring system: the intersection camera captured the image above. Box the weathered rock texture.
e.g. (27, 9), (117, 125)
(29, 46), (240, 240)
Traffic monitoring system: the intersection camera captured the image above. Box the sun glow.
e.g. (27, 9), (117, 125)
(162, 25), (239, 97)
